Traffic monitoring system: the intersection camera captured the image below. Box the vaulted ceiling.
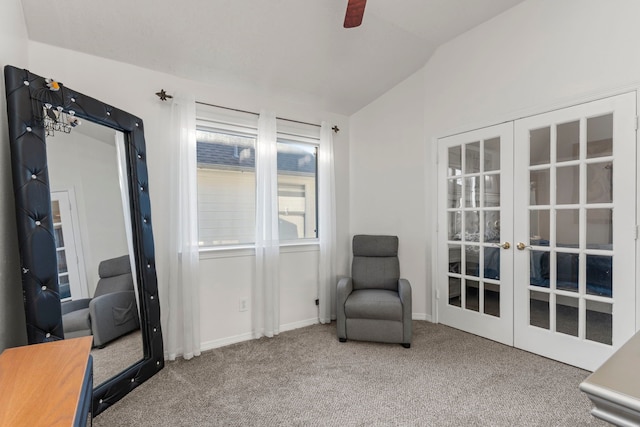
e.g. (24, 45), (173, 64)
(20, 0), (525, 115)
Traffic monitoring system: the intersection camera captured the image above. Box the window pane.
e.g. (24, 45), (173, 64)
(277, 140), (318, 240)
(196, 129), (256, 246)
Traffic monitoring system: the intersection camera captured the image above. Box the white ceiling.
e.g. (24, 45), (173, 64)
(20, 0), (525, 115)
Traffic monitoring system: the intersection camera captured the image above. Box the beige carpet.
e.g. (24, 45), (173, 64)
(93, 321), (606, 426)
(91, 330), (144, 386)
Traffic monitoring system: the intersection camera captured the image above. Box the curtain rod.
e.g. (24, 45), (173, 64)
(154, 90), (339, 133)
(196, 100), (329, 130)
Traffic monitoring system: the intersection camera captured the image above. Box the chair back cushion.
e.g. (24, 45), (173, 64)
(94, 255), (134, 297)
(352, 235), (399, 291)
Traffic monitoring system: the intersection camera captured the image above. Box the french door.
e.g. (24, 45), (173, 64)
(437, 92), (637, 370)
(437, 122), (514, 345)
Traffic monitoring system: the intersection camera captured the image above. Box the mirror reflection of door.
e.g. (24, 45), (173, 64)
(51, 190), (88, 301)
(46, 118), (144, 386)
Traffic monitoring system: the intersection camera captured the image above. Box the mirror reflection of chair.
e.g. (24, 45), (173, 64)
(62, 255), (139, 348)
(337, 235), (412, 348)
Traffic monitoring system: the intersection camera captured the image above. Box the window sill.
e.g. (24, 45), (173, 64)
(199, 240), (319, 260)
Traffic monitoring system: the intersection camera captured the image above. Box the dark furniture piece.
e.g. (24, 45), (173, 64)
(4, 65), (164, 416)
(63, 255), (140, 347)
(337, 235), (412, 347)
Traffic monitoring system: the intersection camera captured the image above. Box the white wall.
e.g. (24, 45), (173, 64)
(0, 0), (29, 351)
(349, 0), (640, 320)
(27, 42), (351, 351)
(349, 69), (429, 319)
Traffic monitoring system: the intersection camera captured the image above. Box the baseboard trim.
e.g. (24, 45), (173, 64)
(200, 332), (255, 353)
(413, 313), (432, 322)
(199, 318), (320, 353)
(279, 318), (319, 333)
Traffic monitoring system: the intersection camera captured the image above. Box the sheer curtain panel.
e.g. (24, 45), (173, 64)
(166, 94), (201, 360)
(318, 122), (337, 323)
(254, 111), (280, 338)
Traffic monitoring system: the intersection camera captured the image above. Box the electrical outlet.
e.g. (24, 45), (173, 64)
(239, 298), (248, 312)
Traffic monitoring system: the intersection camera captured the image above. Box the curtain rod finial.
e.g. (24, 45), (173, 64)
(155, 89), (173, 101)
(332, 125), (340, 133)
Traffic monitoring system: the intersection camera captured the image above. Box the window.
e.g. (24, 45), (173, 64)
(196, 116), (319, 248)
(196, 128), (256, 247)
(277, 139), (317, 240)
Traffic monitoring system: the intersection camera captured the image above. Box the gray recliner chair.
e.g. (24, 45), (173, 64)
(62, 255), (140, 347)
(337, 235), (412, 348)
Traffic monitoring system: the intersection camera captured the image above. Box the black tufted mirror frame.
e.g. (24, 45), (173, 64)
(4, 65), (164, 416)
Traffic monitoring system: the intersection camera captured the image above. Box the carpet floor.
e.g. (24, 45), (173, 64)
(93, 321), (606, 426)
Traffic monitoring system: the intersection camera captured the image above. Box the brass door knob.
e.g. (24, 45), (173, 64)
(517, 242), (531, 251)
(494, 242), (511, 250)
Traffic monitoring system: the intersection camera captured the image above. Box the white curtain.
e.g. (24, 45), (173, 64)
(318, 122), (337, 323)
(166, 94), (201, 360)
(254, 110), (280, 338)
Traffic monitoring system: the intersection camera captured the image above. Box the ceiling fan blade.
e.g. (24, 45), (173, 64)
(344, 0), (367, 28)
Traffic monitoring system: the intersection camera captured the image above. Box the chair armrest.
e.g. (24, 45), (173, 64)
(398, 278), (412, 344)
(336, 277), (353, 340)
(61, 298), (91, 315)
(89, 291), (139, 346)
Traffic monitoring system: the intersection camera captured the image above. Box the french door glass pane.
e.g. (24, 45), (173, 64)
(530, 169), (550, 205)
(530, 251), (549, 287)
(59, 274), (71, 299)
(465, 142), (481, 173)
(448, 244), (461, 274)
(484, 247), (500, 280)
(465, 211), (480, 239)
(54, 226), (64, 248)
(586, 300), (612, 345)
(556, 252), (579, 293)
(484, 174), (500, 207)
(587, 114), (613, 158)
(449, 277), (461, 307)
(556, 295), (579, 337)
(530, 290), (550, 329)
(448, 146), (462, 176)
(57, 250), (68, 274)
(465, 246), (480, 277)
(465, 176), (480, 207)
(556, 165), (579, 204)
(586, 162), (613, 203)
(586, 209), (612, 248)
(530, 210), (549, 242)
(466, 280), (480, 312)
(484, 138), (501, 171)
(556, 209), (579, 247)
(586, 255), (612, 297)
(484, 283), (500, 317)
(448, 212), (461, 240)
(556, 121), (580, 162)
(530, 127), (550, 166)
(484, 210), (500, 243)
(448, 178), (462, 208)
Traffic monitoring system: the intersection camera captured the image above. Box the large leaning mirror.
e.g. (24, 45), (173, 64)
(4, 65), (164, 416)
